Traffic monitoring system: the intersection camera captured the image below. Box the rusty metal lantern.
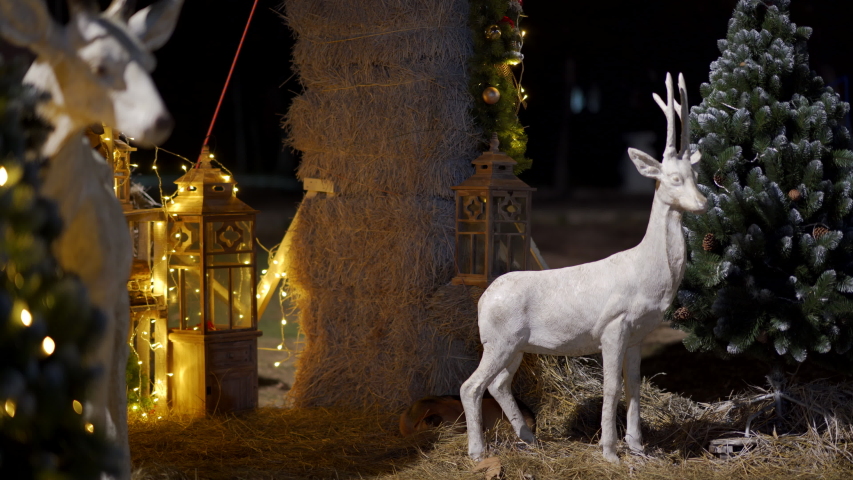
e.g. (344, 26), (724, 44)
(452, 134), (535, 287)
(164, 145), (262, 416)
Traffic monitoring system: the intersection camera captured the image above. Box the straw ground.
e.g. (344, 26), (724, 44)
(129, 355), (853, 479)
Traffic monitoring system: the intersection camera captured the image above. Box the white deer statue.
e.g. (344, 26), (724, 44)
(460, 73), (707, 463)
(0, 0), (182, 477)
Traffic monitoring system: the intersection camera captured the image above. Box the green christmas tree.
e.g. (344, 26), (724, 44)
(0, 56), (116, 478)
(672, 0), (853, 374)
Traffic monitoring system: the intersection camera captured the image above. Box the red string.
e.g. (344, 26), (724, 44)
(199, 0), (260, 164)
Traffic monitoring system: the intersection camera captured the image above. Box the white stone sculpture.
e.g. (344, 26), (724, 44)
(460, 73), (707, 463)
(0, 0), (182, 477)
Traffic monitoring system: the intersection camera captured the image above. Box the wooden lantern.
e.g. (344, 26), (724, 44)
(165, 146), (262, 416)
(452, 134), (535, 287)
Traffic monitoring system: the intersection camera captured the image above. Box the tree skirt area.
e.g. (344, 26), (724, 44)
(129, 356), (853, 480)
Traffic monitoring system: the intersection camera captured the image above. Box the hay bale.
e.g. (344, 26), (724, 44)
(282, 0), (482, 410)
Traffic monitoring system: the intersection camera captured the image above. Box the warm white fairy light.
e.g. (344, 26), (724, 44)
(85, 423), (94, 433)
(73, 400), (83, 414)
(4, 399), (16, 417)
(0, 167), (7, 186)
(281, 319), (287, 325)
(42, 336), (55, 355)
(20, 308), (32, 326)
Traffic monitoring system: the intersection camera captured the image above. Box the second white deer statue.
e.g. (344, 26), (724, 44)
(460, 73), (707, 463)
(0, 0), (183, 478)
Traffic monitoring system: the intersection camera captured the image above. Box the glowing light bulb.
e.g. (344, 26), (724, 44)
(281, 291), (287, 297)
(132, 405), (138, 411)
(73, 400), (83, 414)
(261, 269), (268, 274)
(521, 30), (526, 37)
(20, 309), (32, 326)
(181, 165), (187, 171)
(234, 187), (239, 192)
(152, 165), (157, 170)
(137, 361), (143, 365)
(274, 362), (281, 367)
(104, 137), (111, 141)
(167, 373), (174, 377)
(281, 319), (287, 325)
(85, 423), (94, 433)
(277, 344), (283, 350)
(5, 399), (16, 417)
(0, 167), (7, 186)
(255, 294), (260, 299)
(273, 260), (279, 265)
(222, 175), (230, 181)
(209, 154), (215, 159)
(243, 260), (250, 265)
(42, 336), (56, 355)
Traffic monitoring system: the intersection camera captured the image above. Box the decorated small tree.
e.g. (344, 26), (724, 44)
(0, 56), (116, 478)
(673, 0), (853, 376)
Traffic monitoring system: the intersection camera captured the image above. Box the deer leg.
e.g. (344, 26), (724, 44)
(461, 343), (516, 461)
(622, 344), (643, 452)
(600, 316), (629, 463)
(487, 351), (535, 445)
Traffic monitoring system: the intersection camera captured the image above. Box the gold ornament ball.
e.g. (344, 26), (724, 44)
(482, 86), (501, 104)
(485, 24), (501, 40)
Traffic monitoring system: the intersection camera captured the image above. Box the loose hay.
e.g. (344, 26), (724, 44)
(130, 362), (853, 480)
(281, 0), (484, 410)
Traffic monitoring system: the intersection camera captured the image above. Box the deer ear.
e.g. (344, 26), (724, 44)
(128, 0), (184, 51)
(690, 149), (702, 165)
(0, 0), (62, 56)
(628, 148), (662, 179)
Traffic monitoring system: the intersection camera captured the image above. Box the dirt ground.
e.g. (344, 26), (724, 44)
(246, 190), (844, 409)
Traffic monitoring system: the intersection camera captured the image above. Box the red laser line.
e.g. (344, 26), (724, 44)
(199, 0), (260, 164)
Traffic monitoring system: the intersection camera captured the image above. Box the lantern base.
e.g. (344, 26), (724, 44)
(168, 329), (262, 416)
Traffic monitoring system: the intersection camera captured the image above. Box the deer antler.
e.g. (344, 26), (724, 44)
(105, 0), (137, 20)
(652, 72), (677, 158)
(652, 72), (692, 159)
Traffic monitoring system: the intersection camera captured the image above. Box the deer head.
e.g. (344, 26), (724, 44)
(628, 72), (707, 214)
(0, 0), (183, 154)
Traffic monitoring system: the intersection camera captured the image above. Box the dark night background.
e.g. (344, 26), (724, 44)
(2, 0), (852, 195)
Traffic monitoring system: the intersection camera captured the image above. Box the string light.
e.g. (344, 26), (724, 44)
(20, 308), (32, 326)
(4, 399), (16, 417)
(42, 336), (56, 355)
(73, 400), (83, 414)
(85, 423), (94, 433)
(0, 166), (7, 186)
(281, 319), (287, 325)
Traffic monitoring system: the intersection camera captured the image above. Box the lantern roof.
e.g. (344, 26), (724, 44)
(168, 146), (257, 215)
(452, 134), (535, 192)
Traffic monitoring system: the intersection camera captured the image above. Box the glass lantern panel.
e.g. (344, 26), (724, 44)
(182, 268), (202, 330)
(207, 253), (253, 266)
(209, 268), (231, 330)
(458, 221), (485, 233)
(496, 222), (525, 234)
(493, 235), (510, 276)
(510, 235), (527, 271)
(206, 220), (254, 253)
(231, 266), (253, 329)
(492, 194), (527, 223)
(472, 233), (486, 275)
(169, 254), (201, 269)
(459, 195), (487, 221)
(167, 268), (180, 330)
(458, 234), (472, 274)
(170, 221), (201, 253)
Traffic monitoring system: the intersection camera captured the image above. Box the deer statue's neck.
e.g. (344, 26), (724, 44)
(639, 191), (686, 283)
(25, 59), (90, 158)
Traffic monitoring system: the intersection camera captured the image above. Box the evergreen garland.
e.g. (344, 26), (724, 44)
(673, 0), (853, 372)
(468, 0), (530, 173)
(0, 55), (117, 478)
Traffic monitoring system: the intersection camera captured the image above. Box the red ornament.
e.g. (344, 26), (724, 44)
(499, 16), (515, 28)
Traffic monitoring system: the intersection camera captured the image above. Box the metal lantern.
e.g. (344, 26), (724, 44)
(165, 146), (262, 416)
(452, 134), (535, 287)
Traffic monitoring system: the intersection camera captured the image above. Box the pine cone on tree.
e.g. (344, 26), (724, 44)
(813, 226), (829, 239)
(673, 307), (691, 322)
(702, 233), (718, 252)
(788, 188), (802, 201)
